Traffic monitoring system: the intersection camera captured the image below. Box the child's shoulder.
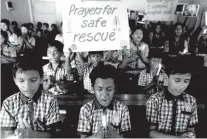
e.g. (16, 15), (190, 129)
(43, 63), (50, 69)
(3, 92), (20, 105)
(183, 92), (197, 103)
(141, 42), (149, 49)
(80, 100), (94, 113)
(147, 91), (164, 103)
(140, 69), (148, 74)
(114, 99), (129, 110)
(40, 91), (57, 102)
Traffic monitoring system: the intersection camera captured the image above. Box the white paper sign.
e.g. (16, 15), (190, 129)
(145, 0), (178, 21)
(62, 0), (130, 52)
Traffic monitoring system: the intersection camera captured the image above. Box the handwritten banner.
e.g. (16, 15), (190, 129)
(145, 0), (178, 21)
(62, 1), (130, 52)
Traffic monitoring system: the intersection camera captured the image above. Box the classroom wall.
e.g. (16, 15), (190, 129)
(1, 0), (31, 25)
(2, 0), (205, 27)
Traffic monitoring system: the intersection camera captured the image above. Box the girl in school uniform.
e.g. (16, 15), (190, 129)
(168, 22), (189, 55)
(1, 19), (19, 48)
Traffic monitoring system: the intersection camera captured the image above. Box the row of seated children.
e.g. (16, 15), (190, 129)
(1, 19), (63, 102)
(1, 19), (64, 59)
(130, 10), (207, 53)
(2, 18), (207, 64)
(0, 56), (198, 138)
(41, 37), (207, 96)
(2, 23), (207, 100)
(1, 18), (206, 64)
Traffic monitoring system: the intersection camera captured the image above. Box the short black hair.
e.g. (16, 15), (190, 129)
(88, 51), (103, 56)
(48, 40), (63, 52)
(12, 58), (43, 78)
(1, 19), (10, 27)
(37, 22), (42, 28)
(28, 23), (34, 29)
(11, 21), (18, 27)
(173, 22), (183, 31)
(51, 24), (57, 29)
(43, 23), (49, 28)
(89, 64), (118, 87)
(21, 23), (29, 30)
(165, 56), (195, 76)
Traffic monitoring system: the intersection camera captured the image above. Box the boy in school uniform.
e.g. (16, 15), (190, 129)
(76, 51), (127, 94)
(146, 56), (198, 138)
(77, 64), (131, 138)
(0, 59), (60, 138)
(43, 40), (77, 95)
(138, 51), (168, 95)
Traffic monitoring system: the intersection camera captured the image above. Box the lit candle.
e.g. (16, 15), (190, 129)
(156, 64), (162, 76)
(102, 108), (107, 129)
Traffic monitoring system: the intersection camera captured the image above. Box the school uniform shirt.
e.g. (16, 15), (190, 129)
(77, 99), (131, 135)
(76, 62), (119, 94)
(124, 41), (149, 69)
(43, 61), (74, 81)
(0, 90), (60, 131)
(138, 69), (168, 95)
(146, 89), (198, 135)
(43, 61), (75, 94)
(1, 44), (18, 64)
(8, 33), (19, 46)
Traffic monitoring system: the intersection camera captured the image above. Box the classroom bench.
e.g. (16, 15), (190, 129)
(55, 94), (206, 138)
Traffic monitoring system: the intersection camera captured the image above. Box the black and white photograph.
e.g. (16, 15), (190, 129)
(1, 0), (207, 138)
(182, 4), (200, 17)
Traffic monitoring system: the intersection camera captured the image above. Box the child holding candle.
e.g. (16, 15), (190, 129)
(138, 50), (168, 95)
(77, 64), (131, 138)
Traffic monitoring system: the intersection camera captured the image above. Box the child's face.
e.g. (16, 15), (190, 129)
(14, 70), (43, 98)
(42, 25), (47, 30)
(175, 25), (183, 36)
(47, 46), (62, 63)
(150, 58), (162, 69)
(202, 30), (207, 40)
(21, 26), (28, 35)
(94, 78), (116, 107)
(1, 23), (8, 32)
(164, 40), (169, 47)
(51, 25), (55, 30)
(89, 54), (102, 65)
(36, 31), (42, 38)
(156, 25), (161, 33)
(168, 73), (191, 96)
(130, 12), (137, 20)
(0, 34), (5, 45)
(132, 29), (143, 42)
